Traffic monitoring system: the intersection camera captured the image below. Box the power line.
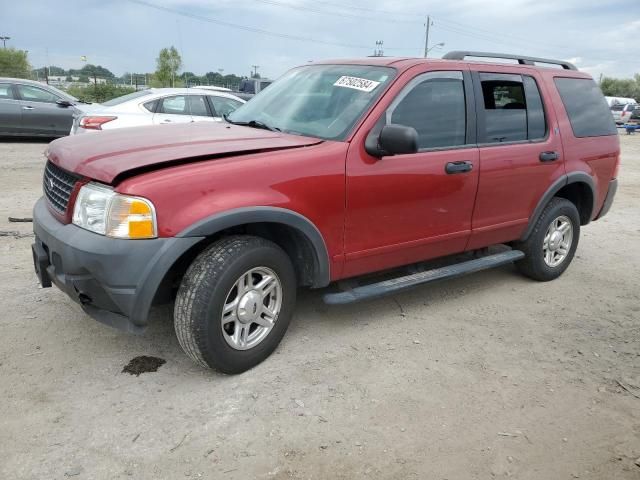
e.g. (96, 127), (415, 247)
(252, 0), (417, 24)
(432, 16), (573, 54)
(293, 0), (419, 18)
(125, 0), (417, 51)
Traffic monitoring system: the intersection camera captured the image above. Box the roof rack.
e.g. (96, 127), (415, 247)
(442, 51), (577, 71)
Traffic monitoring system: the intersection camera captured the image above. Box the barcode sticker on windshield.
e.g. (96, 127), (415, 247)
(333, 76), (380, 92)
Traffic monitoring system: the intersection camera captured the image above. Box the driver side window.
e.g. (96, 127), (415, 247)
(387, 71), (467, 150)
(17, 84), (59, 104)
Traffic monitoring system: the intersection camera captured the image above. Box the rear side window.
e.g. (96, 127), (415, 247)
(477, 73), (546, 143)
(388, 71), (467, 149)
(610, 104), (625, 111)
(158, 96), (189, 115)
(523, 76), (547, 139)
(554, 78), (617, 137)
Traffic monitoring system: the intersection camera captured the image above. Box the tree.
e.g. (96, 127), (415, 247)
(0, 48), (31, 78)
(155, 46), (182, 87)
(600, 75), (640, 101)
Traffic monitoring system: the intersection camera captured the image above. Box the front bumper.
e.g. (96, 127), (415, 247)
(32, 198), (202, 332)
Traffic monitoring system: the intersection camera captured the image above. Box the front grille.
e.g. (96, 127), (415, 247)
(43, 161), (80, 214)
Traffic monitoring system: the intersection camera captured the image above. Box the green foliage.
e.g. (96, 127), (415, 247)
(600, 75), (640, 101)
(70, 64), (115, 78)
(64, 84), (136, 103)
(0, 48), (31, 78)
(32, 65), (65, 76)
(155, 46), (182, 87)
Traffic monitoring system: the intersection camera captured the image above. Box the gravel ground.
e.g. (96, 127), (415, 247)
(0, 135), (638, 480)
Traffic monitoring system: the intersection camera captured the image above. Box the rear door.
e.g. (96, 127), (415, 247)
(152, 95), (200, 125)
(0, 83), (22, 135)
(15, 83), (73, 136)
(466, 67), (565, 249)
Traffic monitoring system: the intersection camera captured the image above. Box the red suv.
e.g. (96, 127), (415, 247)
(32, 51), (619, 373)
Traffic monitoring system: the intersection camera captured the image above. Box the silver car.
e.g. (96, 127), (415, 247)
(611, 103), (639, 125)
(71, 88), (245, 134)
(0, 77), (82, 137)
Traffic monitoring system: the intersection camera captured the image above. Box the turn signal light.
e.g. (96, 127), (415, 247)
(107, 197), (157, 239)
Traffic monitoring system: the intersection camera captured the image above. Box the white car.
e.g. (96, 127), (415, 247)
(71, 88), (245, 134)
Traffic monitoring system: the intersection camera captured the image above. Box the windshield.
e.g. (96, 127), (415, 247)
(228, 65), (395, 140)
(102, 89), (153, 106)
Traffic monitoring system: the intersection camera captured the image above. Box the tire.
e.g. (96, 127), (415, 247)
(174, 235), (297, 374)
(514, 197), (580, 282)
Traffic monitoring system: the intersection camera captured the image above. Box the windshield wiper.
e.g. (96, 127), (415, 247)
(224, 115), (280, 132)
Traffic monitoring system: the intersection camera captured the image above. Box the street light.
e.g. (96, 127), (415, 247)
(427, 42), (445, 55)
(0, 36), (10, 48)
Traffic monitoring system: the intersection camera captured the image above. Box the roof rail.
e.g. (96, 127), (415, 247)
(442, 51), (578, 71)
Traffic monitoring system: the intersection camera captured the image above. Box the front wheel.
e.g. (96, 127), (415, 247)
(174, 236), (297, 374)
(514, 197), (580, 281)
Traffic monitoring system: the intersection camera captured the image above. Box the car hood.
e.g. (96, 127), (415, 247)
(46, 122), (324, 184)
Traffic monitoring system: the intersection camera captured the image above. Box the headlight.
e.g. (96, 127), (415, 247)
(72, 183), (157, 239)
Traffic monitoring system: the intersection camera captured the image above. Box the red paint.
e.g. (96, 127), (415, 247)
(44, 57), (619, 283)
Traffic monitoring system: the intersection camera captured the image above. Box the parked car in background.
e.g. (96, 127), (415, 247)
(611, 103), (639, 125)
(234, 78), (273, 100)
(0, 77), (86, 137)
(71, 88), (245, 134)
(605, 96), (637, 107)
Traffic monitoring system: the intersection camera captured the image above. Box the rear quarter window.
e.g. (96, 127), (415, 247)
(554, 78), (617, 137)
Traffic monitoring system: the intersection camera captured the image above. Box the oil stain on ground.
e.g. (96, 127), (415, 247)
(122, 356), (166, 376)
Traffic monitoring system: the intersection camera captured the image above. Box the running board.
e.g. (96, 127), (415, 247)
(323, 250), (525, 305)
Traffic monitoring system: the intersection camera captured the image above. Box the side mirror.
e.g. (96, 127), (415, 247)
(365, 124), (419, 158)
(56, 99), (73, 108)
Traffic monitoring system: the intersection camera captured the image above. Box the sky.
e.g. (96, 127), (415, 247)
(2, 0), (639, 80)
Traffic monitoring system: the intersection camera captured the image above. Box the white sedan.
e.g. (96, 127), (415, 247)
(71, 88), (245, 134)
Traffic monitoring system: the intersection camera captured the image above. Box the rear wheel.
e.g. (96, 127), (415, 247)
(514, 197), (580, 281)
(174, 236), (297, 374)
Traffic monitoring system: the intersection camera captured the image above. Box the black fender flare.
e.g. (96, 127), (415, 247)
(520, 172), (596, 241)
(177, 207), (331, 288)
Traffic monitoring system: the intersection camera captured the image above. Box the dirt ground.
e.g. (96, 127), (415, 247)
(0, 134), (638, 480)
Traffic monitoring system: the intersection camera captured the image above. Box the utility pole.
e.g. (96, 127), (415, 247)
(423, 15), (432, 58)
(0, 36), (10, 48)
(251, 65), (259, 78)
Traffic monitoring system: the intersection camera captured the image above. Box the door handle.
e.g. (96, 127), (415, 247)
(539, 151), (559, 162)
(162, 119), (172, 123)
(22, 106), (34, 110)
(445, 161), (473, 174)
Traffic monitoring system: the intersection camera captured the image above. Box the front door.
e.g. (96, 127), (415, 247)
(344, 69), (480, 278)
(15, 83), (73, 136)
